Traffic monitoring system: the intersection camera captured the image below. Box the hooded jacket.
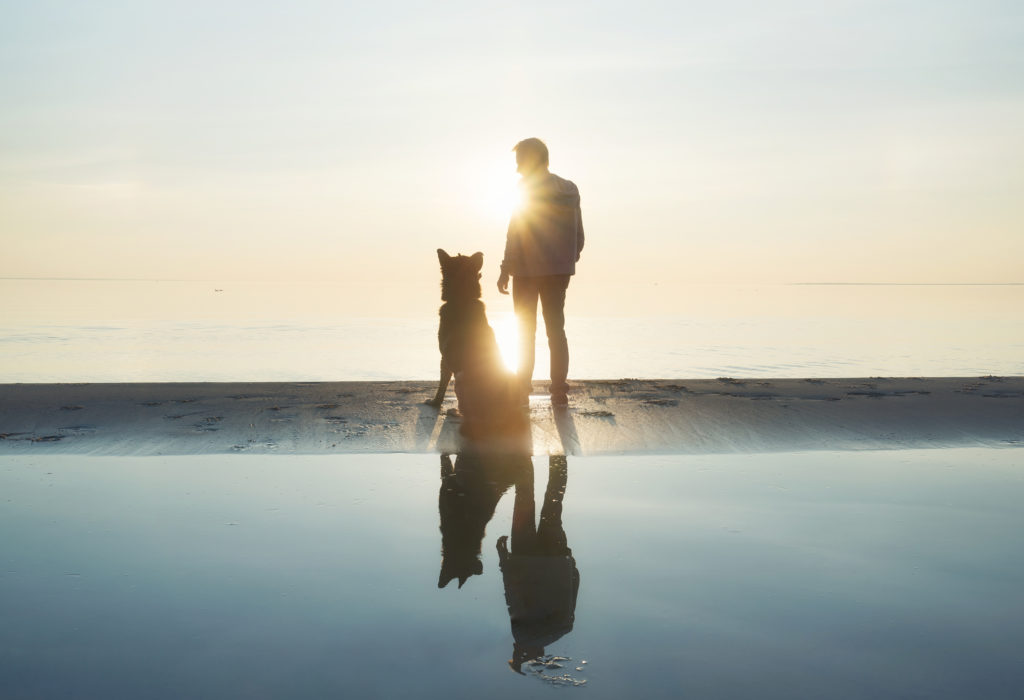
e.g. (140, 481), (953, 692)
(500, 173), (584, 277)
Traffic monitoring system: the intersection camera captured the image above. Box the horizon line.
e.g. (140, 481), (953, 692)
(792, 282), (1024, 286)
(2, 276), (1022, 287)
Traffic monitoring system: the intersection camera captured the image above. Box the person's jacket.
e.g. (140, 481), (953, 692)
(500, 172), (584, 277)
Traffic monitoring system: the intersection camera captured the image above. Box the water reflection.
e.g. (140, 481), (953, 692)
(499, 454), (578, 673)
(437, 450), (524, 589)
(438, 430), (579, 675)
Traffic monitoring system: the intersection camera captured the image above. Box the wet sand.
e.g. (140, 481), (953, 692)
(1, 377), (1021, 455)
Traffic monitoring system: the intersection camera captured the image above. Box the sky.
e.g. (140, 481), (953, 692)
(2, 0), (1022, 306)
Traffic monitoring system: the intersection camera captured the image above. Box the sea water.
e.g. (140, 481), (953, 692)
(2, 278), (1022, 382)
(2, 448), (1022, 698)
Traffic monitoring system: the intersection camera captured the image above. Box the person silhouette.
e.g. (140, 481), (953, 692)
(497, 138), (584, 406)
(497, 455), (579, 673)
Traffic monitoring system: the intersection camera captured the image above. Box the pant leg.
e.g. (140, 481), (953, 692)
(512, 276), (540, 390)
(510, 460), (537, 555)
(539, 275), (571, 394)
(536, 455), (569, 555)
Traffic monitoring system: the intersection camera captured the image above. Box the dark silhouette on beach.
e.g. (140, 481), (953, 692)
(426, 249), (524, 432)
(498, 138), (585, 406)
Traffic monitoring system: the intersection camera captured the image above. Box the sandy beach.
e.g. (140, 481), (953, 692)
(2, 376), (1021, 456)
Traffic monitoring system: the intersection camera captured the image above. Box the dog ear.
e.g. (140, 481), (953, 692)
(437, 249), (451, 265)
(469, 251), (484, 271)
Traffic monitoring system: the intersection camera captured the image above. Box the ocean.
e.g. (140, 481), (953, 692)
(2, 278), (1022, 382)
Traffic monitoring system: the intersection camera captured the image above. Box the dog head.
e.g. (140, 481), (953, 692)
(437, 248), (484, 302)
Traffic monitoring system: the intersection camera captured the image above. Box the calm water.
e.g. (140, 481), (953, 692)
(2, 279), (1022, 381)
(2, 449), (1023, 698)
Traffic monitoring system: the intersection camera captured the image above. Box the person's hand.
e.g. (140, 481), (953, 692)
(497, 270), (510, 295)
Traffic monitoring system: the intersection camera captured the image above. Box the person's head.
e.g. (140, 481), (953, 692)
(513, 138), (549, 176)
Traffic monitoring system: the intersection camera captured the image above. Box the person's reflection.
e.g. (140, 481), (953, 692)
(497, 455), (579, 674)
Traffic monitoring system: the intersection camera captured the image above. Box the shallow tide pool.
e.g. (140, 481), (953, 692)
(2, 448), (1023, 699)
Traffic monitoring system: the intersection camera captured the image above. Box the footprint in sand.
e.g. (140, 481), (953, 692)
(642, 398), (679, 407)
(846, 390), (886, 398)
(191, 417), (223, 432)
(58, 425), (96, 436)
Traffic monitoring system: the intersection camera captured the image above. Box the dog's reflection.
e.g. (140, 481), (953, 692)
(438, 448), (579, 673)
(437, 449), (523, 588)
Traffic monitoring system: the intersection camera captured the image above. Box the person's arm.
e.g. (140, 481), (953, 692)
(575, 205), (585, 262)
(498, 217), (517, 294)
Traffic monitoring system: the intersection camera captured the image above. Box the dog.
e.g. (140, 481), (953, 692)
(426, 249), (523, 431)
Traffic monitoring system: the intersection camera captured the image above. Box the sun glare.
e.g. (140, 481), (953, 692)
(492, 312), (519, 372)
(470, 158), (522, 224)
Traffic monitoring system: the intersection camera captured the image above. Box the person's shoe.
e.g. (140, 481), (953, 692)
(550, 391), (568, 406)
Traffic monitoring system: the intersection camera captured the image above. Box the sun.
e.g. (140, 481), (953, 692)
(470, 157), (523, 224)
(483, 173), (522, 223)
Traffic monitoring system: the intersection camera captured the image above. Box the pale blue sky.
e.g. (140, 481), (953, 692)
(2, 1), (1022, 303)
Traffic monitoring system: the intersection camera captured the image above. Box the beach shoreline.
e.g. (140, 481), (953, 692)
(2, 377), (1021, 456)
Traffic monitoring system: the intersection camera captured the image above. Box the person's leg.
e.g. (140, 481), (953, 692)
(537, 455), (569, 555)
(539, 275), (571, 399)
(512, 276), (540, 393)
(509, 459), (537, 555)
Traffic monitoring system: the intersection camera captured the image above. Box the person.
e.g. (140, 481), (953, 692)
(497, 138), (584, 406)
